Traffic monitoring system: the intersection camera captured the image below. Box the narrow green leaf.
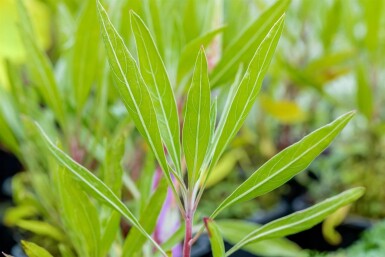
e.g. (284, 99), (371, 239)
(217, 220), (304, 257)
(177, 27), (225, 84)
(130, 11), (181, 174)
(210, 0), (290, 86)
(204, 218), (225, 257)
(356, 64), (373, 120)
(97, 2), (184, 199)
(226, 188), (365, 256)
(55, 166), (101, 257)
(211, 111), (355, 218)
(205, 16), (285, 190)
(183, 48), (211, 186)
(16, 0), (65, 125)
(102, 136), (124, 197)
(0, 111), (19, 154)
(122, 178), (168, 256)
(21, 241), (54, 257)
(16, 220), (65, 242)
(71, 0), (99, 113)
(33, 122), (167, 257)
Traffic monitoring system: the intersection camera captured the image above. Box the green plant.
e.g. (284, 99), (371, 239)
(1, 1), (366, 257)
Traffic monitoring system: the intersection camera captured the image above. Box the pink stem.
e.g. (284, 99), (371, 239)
(182, 200), (193, 257)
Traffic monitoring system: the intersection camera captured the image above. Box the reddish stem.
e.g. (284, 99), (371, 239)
(182, 201), (193, 257)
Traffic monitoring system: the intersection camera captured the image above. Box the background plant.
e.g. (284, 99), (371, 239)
(0, 0), (371, 257)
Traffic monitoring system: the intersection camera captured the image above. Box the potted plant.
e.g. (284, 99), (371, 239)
(1, 1), (366, 257)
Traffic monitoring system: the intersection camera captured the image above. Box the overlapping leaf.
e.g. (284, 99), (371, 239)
(16, 0), (65, 125)
(130, 11), (181, 174)
(33, 122), (167, 256)
(122, 179), (168, 256)
(210, 0), (290, 86)
(205, 15), (285, 189)
(183, 48), (211, 186)
(97, 3), (183, 199)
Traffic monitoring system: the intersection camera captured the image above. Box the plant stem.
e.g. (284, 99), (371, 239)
(183, 198), (193, 257)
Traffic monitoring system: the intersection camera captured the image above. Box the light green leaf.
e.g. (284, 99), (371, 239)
(55, 166), (101, 257)
(16, 220), (65, 242)
(16, 0), (65, 125)
(21, 241), (54, 257)
(130, 11), (181, 174)
(226, 188), (365, 256)
(205, 15), (285, 190)
(3, 205), (38, 226)
(0, 111), (19, 154)
(183, 48), (211, 186)
(204, 218), (225, 257)
(33, 121), (167, 257)
(210, 0), (290, 86)
(322, 205), (351, 245)
(356, 64), (373, 120)
(97, 2), (184, 200)
(122, 178), (168, 256)
(217, 220), (304, 257)
(70, 0), (99, 113)
(211, 112), (355, 218)
(177, 27), (225, 84)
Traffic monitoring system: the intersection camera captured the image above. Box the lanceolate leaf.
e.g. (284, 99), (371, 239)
(71, 0), (99, 113)
(211, 112), (355, 218)
(21, 241), (54, 257)
(55, 167), (101, 257)
(122, 178), (168, 256)
(217, 220), (304, 257)
(204, 218), (225, 257)
(130, 11), (181, 174)
(17, 0), (65, 125)
(226, 188), (365, 256)
(97, 3), (184, 198)
(205, 16), (285, 190)
(33, 122), (167, 257)
(210, 0), (290, 86)
(183, 48), (211, 187)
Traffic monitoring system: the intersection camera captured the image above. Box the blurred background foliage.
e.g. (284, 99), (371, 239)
(0, 0), (384, 256)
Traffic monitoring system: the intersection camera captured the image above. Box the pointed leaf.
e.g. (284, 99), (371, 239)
(97, 2), (183, 197)
(226, 188), (365, 256)
(210, 0), (290, 86)
(217, 220), (304, 257)
(16, 220), (65, 243)
(130, 11), (181, 173)
(122, 178), (168, 256)
(212, 112), (355, 218)
(183, 48), (211, 186)
(21, 241), (54, 257)
(177, 27), (225, 83)
(206, 16), (285, 188)
(71, 0), (100, 112)
(55, 166), (101, 257)
(16, 0), (65, 125)
(204, 218), (225, 257)
(33, 122), (167, 257)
